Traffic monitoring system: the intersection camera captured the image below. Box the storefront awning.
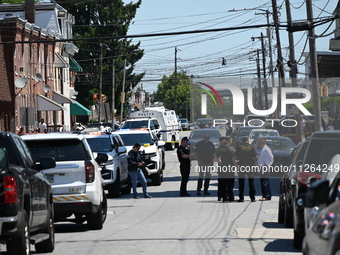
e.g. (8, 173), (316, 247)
(37, 94), (66, 111)
(70, 58), (83, 72)
(70, 101), (92, 116)
(52, 91), (74, 104)
(55, 52), (69, 68)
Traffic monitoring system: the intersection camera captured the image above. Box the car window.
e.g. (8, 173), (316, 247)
(121, 120), (148, 129)
(190, 130), (220, 140)
(26, 139), (87, 162)
(150, 121), (155, 130)
(304, 139), (340, 168)
(250, 130), (279, 139)
(266, 139), (295, 152)
(118, 133), (154, 146)
(87, 137), (113, 152)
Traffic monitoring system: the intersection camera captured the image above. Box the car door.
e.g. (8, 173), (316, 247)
(113, 136), (128, 181)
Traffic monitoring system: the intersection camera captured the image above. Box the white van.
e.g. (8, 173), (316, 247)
(129, 107), (180, 150)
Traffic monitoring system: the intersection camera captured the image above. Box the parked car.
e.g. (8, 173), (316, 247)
(248, 128), (280, 144)
(231, 126), (265, 146)
(195, 118), (214, 129)
(22, 133), (108, 230)
(300, 155), (340, 254)
(179, 118), (189, 130)
(293, 131), (340, 249)
(278, 140), (309, 227)
(244, 114), (268, 126)
(189, 128), (222, 149)
(251, 136), (296, 167)
(85, 132), (131, 198)
(0, 132), (56, 255)
(120, 118), (162, 139)
(116, 130), (165, 185)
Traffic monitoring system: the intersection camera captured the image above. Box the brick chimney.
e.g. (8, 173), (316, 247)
(25, 0), (35, 24)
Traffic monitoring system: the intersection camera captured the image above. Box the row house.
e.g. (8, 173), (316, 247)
(0, 1), (90, 133)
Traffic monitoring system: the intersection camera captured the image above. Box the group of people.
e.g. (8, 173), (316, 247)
(177, 133), (274, 202)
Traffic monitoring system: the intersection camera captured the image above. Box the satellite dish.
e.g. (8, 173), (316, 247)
(43, 84), (51, 93)
(34, 73), (43, 82)
(14, 77), (28, 89)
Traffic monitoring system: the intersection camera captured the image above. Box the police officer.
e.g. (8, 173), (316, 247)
(177, 137), (195, 196)
(234, 136), (257, 202)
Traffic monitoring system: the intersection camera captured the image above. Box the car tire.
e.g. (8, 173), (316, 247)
(121, 175), (132, 194)
(278, 193), (284, 224)
(293, 230), (303, 250)
(108, 170), (120, 198)
(7, 209), (30, 255)
(152, 171), (162, 186)
(284, 201), (293, 228)
(35, 204), (55, 253)
(87, 194), (107, 230)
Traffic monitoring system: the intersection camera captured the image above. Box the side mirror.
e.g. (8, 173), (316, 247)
(0, 148), (8, 169)
(39, 158), (56, 170)
(305, 179), (329, 207)
(118, 146), (127, 154)
(96, 153), (108, 164)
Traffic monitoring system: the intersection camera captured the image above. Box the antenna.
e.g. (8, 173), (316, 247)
(14, 77), (28, 96)
(34, 73), (43, 82)
(43, 84), (51, 94)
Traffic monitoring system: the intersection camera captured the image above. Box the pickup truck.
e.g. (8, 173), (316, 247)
(0, 132), (55, 255)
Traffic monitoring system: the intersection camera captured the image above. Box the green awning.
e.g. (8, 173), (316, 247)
(70, 58), (83, 72)
(70, 101), (92, 116)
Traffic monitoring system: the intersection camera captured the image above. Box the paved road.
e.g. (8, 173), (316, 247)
(0, 131), (302, 255)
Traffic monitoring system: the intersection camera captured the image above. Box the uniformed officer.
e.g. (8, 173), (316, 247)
(177, 137), (195, 196)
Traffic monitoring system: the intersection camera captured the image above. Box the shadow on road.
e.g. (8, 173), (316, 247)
(264, 239), (300, 253)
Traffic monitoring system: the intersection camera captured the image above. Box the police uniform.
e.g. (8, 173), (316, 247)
(177, 144), (191, 196)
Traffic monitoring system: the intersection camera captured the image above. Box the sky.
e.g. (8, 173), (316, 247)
(122, 0), (339, 93)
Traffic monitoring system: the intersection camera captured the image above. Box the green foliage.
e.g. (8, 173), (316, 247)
(53, 0), (144, 111)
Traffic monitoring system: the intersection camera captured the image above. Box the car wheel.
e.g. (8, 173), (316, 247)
(152, 171), (162, 186)
(121, 175), (132, 194)
(35, 204), (55, 253)
(293, 230), (303, 250)
(87, 194), (107, 230)
(108, 170), (120, 198)
(278, 193), (285, 224)
(7, 209), (30, 255)
(284, 200), (293, 228)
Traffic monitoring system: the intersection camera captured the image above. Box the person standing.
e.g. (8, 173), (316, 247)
(177, 137), (195, 196)
(215, 136), (236, 202)
(226, 122), (233, 136)
(256, 138), (274, 201)
(38, 118), (47, 133)
(127, 143), (152, 199)
(234, 136), (257, 202)
(195, 132), (216, 195)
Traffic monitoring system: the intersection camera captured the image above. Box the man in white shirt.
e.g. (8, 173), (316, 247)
(38, 118), (47, 133)
(257, 138), (274, 201)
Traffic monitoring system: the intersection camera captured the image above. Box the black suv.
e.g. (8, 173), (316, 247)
(293, 131), (340, 249)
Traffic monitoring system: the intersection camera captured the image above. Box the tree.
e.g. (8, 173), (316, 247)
(53, 0), (144, 113)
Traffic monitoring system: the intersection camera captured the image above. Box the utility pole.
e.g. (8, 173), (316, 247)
(174, 47), (178, 113)
(260, 32), (269, 109)
(271, 0), (285, 117)
(285, 0), (303, 143)
(111, 59), (115, 127)
(190, 75), (194, 123)
(99, 44), (103, 123)
(120, 60), (127, 123)
(306, 0), (322, 131)
(256, 49), (263, 110)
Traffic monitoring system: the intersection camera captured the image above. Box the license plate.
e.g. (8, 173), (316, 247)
(46, 174), (54, 183)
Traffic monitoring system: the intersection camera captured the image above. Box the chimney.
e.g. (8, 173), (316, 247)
(25, 0), (35, 24)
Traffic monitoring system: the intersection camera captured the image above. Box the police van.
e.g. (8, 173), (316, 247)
(129, 107), (180, 150)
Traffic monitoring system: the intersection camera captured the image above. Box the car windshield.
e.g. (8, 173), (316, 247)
(86, 138), (113, 152)
(121, 120), (148, 129)
(25, 139), (87, 162)
(189, 130), (220, 140)
(238, 128), (260, 137)
(266, 139), (296, 152)
(179, 119), (188, 123)
(249, 130), (279, 139)
(119, 133), (154, 146)
(304, 139), (340, 167)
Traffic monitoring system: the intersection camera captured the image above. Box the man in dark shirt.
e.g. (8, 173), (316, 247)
(177, 137), (195, 196)
(195, 132), (216, 195)
(234, 136), (257, 202)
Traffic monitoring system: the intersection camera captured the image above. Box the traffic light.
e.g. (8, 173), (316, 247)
(93, 93), (98, 103)
(100, 94), (106, 103)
